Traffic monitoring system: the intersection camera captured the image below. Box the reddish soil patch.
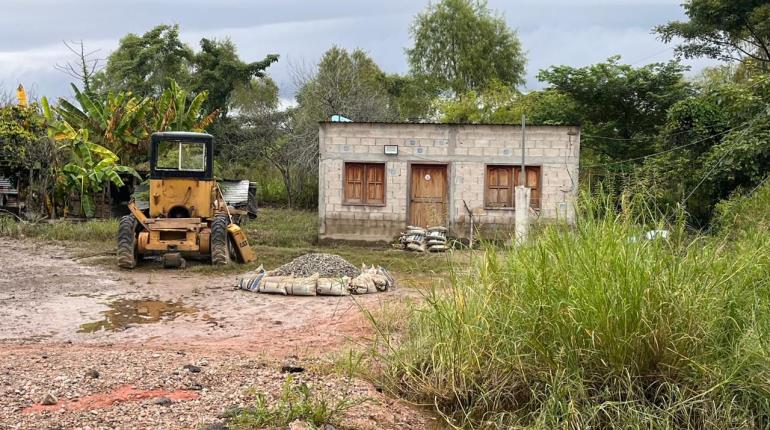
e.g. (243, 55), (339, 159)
(22, 385), (199, 414)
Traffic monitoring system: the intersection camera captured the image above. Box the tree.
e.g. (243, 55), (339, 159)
(290, 47), (398, 171)
(439, 81), (580, 125)
(54, 40), (102, 97)
(229, 77), (280, 116)
(149, 79), (220, 133)
(190, 38), (278, 117)
(93, 24), (193, 97)
(58, 129), (139, 217)
(632, 70), (770, 225)
(0, 90), (61, 216)
(655, 0), (770, 68)
(407, 0), (526, 95)
(538, 57), (692, 162)
(382, 73), (436, 121)
(43, 80), (218, 165)
(42, 84), (152, 162)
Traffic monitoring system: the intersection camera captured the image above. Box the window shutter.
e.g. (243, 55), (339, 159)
(527, 167), (540, 208)
(366, 164), (385, 204)
(344, 163), (364, 203)
(486, 166), (513, 208)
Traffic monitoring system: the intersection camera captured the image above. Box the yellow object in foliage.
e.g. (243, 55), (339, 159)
(227, 223), (256, 263)
(16, 84), (27, 108)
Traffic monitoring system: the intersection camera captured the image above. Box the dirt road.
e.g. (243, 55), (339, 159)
(0, 239), (434, 429)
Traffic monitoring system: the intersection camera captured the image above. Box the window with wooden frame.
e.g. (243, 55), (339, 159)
(484, 165), (541, 209)
(344, 163), (386, 205)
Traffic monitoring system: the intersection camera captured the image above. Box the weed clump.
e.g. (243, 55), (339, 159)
(225, 377), (356, 429)
(372, 192), (770, 429)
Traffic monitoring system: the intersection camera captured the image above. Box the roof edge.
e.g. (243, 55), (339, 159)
(319, 121), (581, 127)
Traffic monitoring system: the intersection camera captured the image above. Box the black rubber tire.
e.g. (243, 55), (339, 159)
(117, 214), (138, 269)
(210, 216), (230, 266)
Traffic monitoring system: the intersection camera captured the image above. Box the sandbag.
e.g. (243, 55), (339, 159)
(350, 273), (376, 294)
(259, 276), (290, 295)
(236, 265), (266, 292)
(316, 277), (351, 296)
(427, 226), (448, 232)
(407, 242), (425, 252)
(284, 273), (319, 296)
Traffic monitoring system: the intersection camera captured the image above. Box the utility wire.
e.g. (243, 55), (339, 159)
(583, 118), (757, 169)
(580, 76), (769, 144)
(681, 112), (767, 204)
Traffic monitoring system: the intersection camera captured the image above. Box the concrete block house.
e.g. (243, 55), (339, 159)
(318, 122), (580, 242)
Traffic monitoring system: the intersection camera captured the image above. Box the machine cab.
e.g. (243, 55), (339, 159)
(148, 132), (216, 219)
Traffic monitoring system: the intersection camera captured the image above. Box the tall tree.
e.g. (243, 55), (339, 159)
(538, 57), (692, 162)
(407, 0), (526, 95)
(291, 46), (397, 169)
(190, 38), (278, 117)
(94, 25), (193, 97)
(655, 0), (770, 68)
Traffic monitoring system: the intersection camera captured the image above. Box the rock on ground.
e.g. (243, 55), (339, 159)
(270, 253), (361, 278)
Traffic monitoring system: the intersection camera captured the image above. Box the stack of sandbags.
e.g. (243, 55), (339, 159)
(399, 226), (448, 252)
(400, 226), (426, 252)
(425, 226), (448, 252)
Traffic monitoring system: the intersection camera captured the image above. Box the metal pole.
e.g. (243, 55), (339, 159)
(521, 115), (526, 185)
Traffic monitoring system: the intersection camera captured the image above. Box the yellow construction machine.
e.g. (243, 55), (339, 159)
(117, 132), (255, 269)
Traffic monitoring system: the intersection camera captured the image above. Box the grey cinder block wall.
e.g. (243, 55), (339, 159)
(318, 122), (580, 242)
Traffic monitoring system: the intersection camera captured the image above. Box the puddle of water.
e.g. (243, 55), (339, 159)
(78, 299), (197, 333)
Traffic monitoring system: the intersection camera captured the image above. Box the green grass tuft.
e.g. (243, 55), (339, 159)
(225, 376), (358, 429)
(369, 192), (770, 429)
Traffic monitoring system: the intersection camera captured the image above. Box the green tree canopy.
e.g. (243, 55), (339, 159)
(407, 0), (526, 95)
(538, 57), (692, 161)
(94, 25), (278, 119)
(94, 24), (193, 97)
(190, 38), (278, 117)
(438, 81), (580, 125)
(655, 0), (770, 67)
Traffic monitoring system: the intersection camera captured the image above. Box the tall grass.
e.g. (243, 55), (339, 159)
(370, 191), (770, 429)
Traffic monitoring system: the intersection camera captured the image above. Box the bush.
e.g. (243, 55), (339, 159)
(371, 195), (770, 428)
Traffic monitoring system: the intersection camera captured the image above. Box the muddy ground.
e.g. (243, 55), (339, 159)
(0, 239), (437, 429)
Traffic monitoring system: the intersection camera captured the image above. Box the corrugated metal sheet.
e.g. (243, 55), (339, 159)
(0, 177), (18, 194)
(132, 179), (253, 211)
(219, 180), (250, 206)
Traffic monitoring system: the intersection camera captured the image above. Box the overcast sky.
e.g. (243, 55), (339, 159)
(0, 0), (716, 104)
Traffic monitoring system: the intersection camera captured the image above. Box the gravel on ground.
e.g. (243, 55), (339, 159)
(0, 345), (435, 429)
(270, 253), (361, 278)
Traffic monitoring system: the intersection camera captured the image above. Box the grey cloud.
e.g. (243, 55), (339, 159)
(0, 0), (715, 102)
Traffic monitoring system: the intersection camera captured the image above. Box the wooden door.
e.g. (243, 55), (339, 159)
(409, 164), (447, 227)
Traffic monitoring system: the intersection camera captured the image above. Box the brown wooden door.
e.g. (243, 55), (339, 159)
(409, 164), (447, 227)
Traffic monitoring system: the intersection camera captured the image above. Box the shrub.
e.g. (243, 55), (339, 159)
(371, 195), (770, 428)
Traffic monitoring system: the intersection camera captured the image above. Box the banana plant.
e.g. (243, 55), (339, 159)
(149, 79), (220, 132)
(57, 128), (140, 217)
(41, 84), (151, 160)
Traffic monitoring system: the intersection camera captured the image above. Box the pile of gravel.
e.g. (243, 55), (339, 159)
(270, 253), (361, 278)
